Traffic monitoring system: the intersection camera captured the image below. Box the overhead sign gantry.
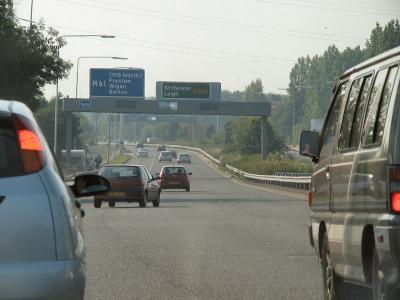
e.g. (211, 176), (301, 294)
(63, 72), (271, 161)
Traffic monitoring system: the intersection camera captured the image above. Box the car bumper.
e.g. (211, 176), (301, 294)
(375, 221), (400, 290)
(95, 192), (144, 202)
(161, 183), (188, 189)
(0, 260), (85, 300)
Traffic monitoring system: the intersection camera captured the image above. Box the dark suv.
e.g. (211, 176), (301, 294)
(300, 46), (400, 299)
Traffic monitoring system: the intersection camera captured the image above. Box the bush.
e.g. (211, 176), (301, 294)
(222, 153), (312, 175)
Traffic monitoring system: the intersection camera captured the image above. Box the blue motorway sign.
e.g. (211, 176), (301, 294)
(89, 68), (145, 98)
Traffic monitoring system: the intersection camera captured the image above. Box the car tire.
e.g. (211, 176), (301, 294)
(139, 192), (147, 208)
(109, 201), (115, 208)
(152, 192), (160, 207)
(94, 199), (102, 208)
(321, 233), (344, 300)
(372, 249), (400, 300)
(186, 186), (190, 192)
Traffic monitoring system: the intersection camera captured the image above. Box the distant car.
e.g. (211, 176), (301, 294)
(97, 164), (161, 208)
(170, 150), (177, 159)
(137, 148), (149, 158)
(159, 151), (173, 162)
(159, 166), (192, 191)
(146, 137), (155, 143)
(157, 144), (166, 152)
(136, 142), (144, 148)
(0, 99), (109, 299)
(177, 153), (191, 164)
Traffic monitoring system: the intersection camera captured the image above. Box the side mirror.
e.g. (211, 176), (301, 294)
(299, 130), (320, 161)
(188, 172), (192, 176)
(71, 174), (110, 198)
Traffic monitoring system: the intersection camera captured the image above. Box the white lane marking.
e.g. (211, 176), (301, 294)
(149, 149), (157, 172)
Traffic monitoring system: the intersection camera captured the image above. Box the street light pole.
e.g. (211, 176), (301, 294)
(53, 34), (115, 154)
(29, 0), (33, 28)
(292, 97), (295, 145)
(75, 56), (127, 99)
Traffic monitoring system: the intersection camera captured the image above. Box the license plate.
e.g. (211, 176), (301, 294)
(109, 192), (126, 196)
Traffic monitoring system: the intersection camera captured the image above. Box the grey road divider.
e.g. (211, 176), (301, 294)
(146, 144), (311, 190)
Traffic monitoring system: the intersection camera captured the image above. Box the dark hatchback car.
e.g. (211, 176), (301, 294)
(96, 164), (161, 207)
(157, 144), (166, 152)
(170, 150), (177, 159)
(159, 166), (192, 192)
(300, 46), (400, 299)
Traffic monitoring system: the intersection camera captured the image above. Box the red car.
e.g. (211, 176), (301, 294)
(95, 164), (161, 208)
(159, 166), (192, 192)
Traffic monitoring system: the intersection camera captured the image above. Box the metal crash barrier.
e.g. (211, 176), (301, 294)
(147, 144), (311, 190)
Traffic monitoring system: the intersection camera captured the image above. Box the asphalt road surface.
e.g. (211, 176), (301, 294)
(83, 146), (324, 300)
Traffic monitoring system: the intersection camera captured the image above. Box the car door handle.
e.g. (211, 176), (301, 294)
(0, 196), (4, 204)
(325, 166), (330, 181)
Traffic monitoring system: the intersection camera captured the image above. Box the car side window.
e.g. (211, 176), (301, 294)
(349, 75), (373, 148)
(140, 167), (148, 181)
(339, 78), (363, 150)
(338, 75), (373, 150)
(319, 81), (348, 159)
(364, 66), (399, 146)
(144, 168), (153, 179)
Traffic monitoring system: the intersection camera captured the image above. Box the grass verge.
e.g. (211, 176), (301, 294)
(109, 154), (131, 164)
(221, 153), (312, 175)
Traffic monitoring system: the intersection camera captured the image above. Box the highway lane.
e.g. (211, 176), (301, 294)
(83, 146), (324, 300)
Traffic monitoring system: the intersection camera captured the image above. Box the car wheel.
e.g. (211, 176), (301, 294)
(321, 233), (343, 300)
(94, 199), (102, 208)
(372, 249), (400, 300)
(152, 192), (160, 207)
(186, 186), (190, 192)
(139, 192), (147, 208)
(109, 201), (115, 208)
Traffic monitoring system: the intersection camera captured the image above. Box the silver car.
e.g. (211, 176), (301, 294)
(0, 100), (109, 300)
(137, 148), (149, 158)
(177, 153), (191, 164)
(159, 151), (173, 162)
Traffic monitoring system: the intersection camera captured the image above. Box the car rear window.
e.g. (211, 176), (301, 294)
(163, 167), (186, 174)
(0, 118), (24, 178)
(100, 166), (140, 178)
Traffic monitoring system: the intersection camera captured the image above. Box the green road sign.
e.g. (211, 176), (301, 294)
(162, 82), (210, 99)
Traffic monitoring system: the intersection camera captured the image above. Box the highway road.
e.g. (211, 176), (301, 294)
(82, 146), (324, 300)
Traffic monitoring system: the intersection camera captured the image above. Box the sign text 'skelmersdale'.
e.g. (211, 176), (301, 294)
(90, 68), (145, 98)
(162, 82), (210, 99)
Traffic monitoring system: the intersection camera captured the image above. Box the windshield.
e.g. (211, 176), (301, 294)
(100, 166), (140, 178)
(4, 1), (400, 299)
(163, 167), (186, 175)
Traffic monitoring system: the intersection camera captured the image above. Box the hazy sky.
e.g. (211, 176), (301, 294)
(14, 0), (400, 99)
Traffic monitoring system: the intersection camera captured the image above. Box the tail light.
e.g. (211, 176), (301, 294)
(389, 166), (400, 213)
(391, 192), (400, 213)
(12, 115), (46, 173)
